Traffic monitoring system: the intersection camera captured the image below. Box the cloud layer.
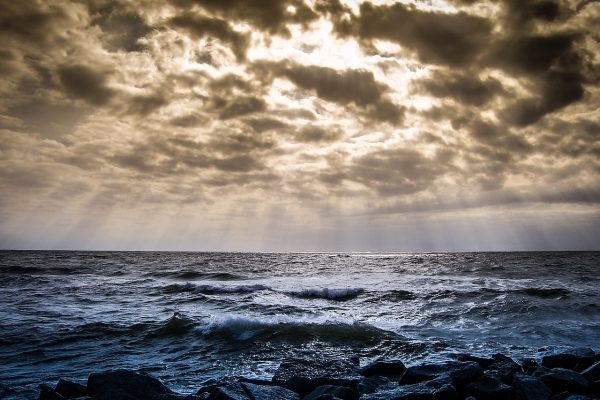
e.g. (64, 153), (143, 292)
(0, 0), (598, 250)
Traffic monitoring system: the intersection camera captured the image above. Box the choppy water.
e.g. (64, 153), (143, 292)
(1, 251), (599, 398)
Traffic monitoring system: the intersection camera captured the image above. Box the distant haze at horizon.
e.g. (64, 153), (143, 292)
(0, 0), (598, 251)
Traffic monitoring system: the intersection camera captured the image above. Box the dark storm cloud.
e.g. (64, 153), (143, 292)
(332, 2), (493, 67)
(170, 14), (249, 61)
(58, 65), (116, 106)
(89, 3), (152, 52)
(296, 125), (342, 142)
(216, 96), (267, 119)
(417, 71), (503, 106)
(243, 117), (289, 133)
(169, 0), (318, 36)
(0, 2), (67, 44)
(252, 61), (404, 124)
(7, 100), (86, 139)
(320, 147), (450, 196)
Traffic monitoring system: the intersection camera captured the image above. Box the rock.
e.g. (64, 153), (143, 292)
(564, 396), (594, 400)
(523, 359), (540, 372)
(87, 369), (175, 400)
(487, 359), (523, 384)
(38, 384), (64, 400)
(399, 361), (482, 389)
(359, 359), (406, 377)
(271, 358), (359, 397)
(531, 367), (589, 395)
(492, 354), (517, 363)
(580, 361), (600, 382)
(590, 380), (600, 398)
(303, 385), (357, 400)
(55, 379), (89, 398)
(456, 354), (495, 369)
(542, 348), (596, 371)
(362, 375), (457, 400)
(358, 376), (397, 396)
(196, 383), (250, 400)
(513, 373), (553, 400)
(240, 382), (299, 400)
(465, 372), (512, 400)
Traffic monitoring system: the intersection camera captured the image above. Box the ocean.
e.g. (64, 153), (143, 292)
(0, 251), (598, 398)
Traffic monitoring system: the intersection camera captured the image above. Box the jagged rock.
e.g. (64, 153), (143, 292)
(590, 380), (600, 398)
(513, 373), (553, 400)
(38, 384), (64, 400)
(465, 372), (513, 400)
(362, 375), (457, 400)
(487, 359), (523, 384)
(240, 382), (299, 400)
(359, 359), (406, 377)
(399, 361), (482, 389)
(271, 358), (359, 397)
(358, 376), (397, 396)
(564, 395), (594, 400)
(55, 379), (89, 398)
(542, 348), (596, 371)
(196, 383), (250, 400)
(456, 354), (495, 369)
(531, 367), (589, 395)
(523, 359), (540, 373)
(303, 385), (357, 400)
(87, 369), (175, 400)
(580, 361), (600, 383)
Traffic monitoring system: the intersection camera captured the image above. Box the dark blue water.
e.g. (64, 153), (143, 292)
(1, 251), (599, 398)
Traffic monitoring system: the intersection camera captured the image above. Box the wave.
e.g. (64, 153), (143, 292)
(151, 271), (247, 281)
(147, 312), (197, 337)
(200, 315), (399, 343)
(422, 287), (571, 300)
(0, 265), (77, 275)
(162, 283), (270, 295)
(286, 287), (364, 301)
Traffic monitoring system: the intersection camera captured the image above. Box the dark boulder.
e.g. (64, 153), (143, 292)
(87, 369), (175, 400)
(531, 367), (589, 395)
(303, 385), (357, 400)
(196, 383), (249, 400)
(399, 361), (482, 389)
(456, 354), (495, 369)
(487, 359), (523, 384)
(542, 348), (596, 372)
(38, 384), (64, 400)
(523, 359), (540, 373)
(240, 382), (299, 400)
(55, 379), (89, 398)
(513, 373), (552, 400)
(358, 376), (397, 396)
(271, 358), (359, 397)
(580, 361), (600, 383)
(464, 372), (512, 400)
(359, 359), (406, 377)
(362, 375), (457, 400)
(564, 396), (594, 400)
(590, 380), (600, 398)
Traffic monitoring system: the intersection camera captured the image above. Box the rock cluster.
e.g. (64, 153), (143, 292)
(29, 348), (600, 400)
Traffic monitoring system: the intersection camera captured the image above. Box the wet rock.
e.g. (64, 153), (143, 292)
(38, 384), (64, 400)
(456, 354), (495, 369)
(87, 369), (175, 400)
(240, 382), (299, 400)
(55, 379), (89, 398)
(580, 361), (600, 383)
(271, 358), (359, 397)
(487, 359), (523, 384)
(362, 375), (457, 400)
(542, 348), (596, 372)
(564, 395), (594, 400)
(196, 383), (250, 400)
(359, 359), (406, 377)
(303, 385), (357, 400)
(531, 367), (589, 395)
(464, 372), (513, 400)
(399, 361), (482, 389)
(523, 359), (540, 373)
(590, 380), (600, 398)
(358, 376), (397, 396)
(513, 373), (553, 400)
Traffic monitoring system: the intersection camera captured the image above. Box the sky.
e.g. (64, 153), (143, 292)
(0, 0), (599, 251)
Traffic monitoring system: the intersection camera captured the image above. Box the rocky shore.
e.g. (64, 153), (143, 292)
(15, 347), (600, 400)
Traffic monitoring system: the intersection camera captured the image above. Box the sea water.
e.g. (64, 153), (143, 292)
(1, 251), (599, 397)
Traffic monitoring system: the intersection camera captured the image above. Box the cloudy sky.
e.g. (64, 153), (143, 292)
(0, 0), (599, 251)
